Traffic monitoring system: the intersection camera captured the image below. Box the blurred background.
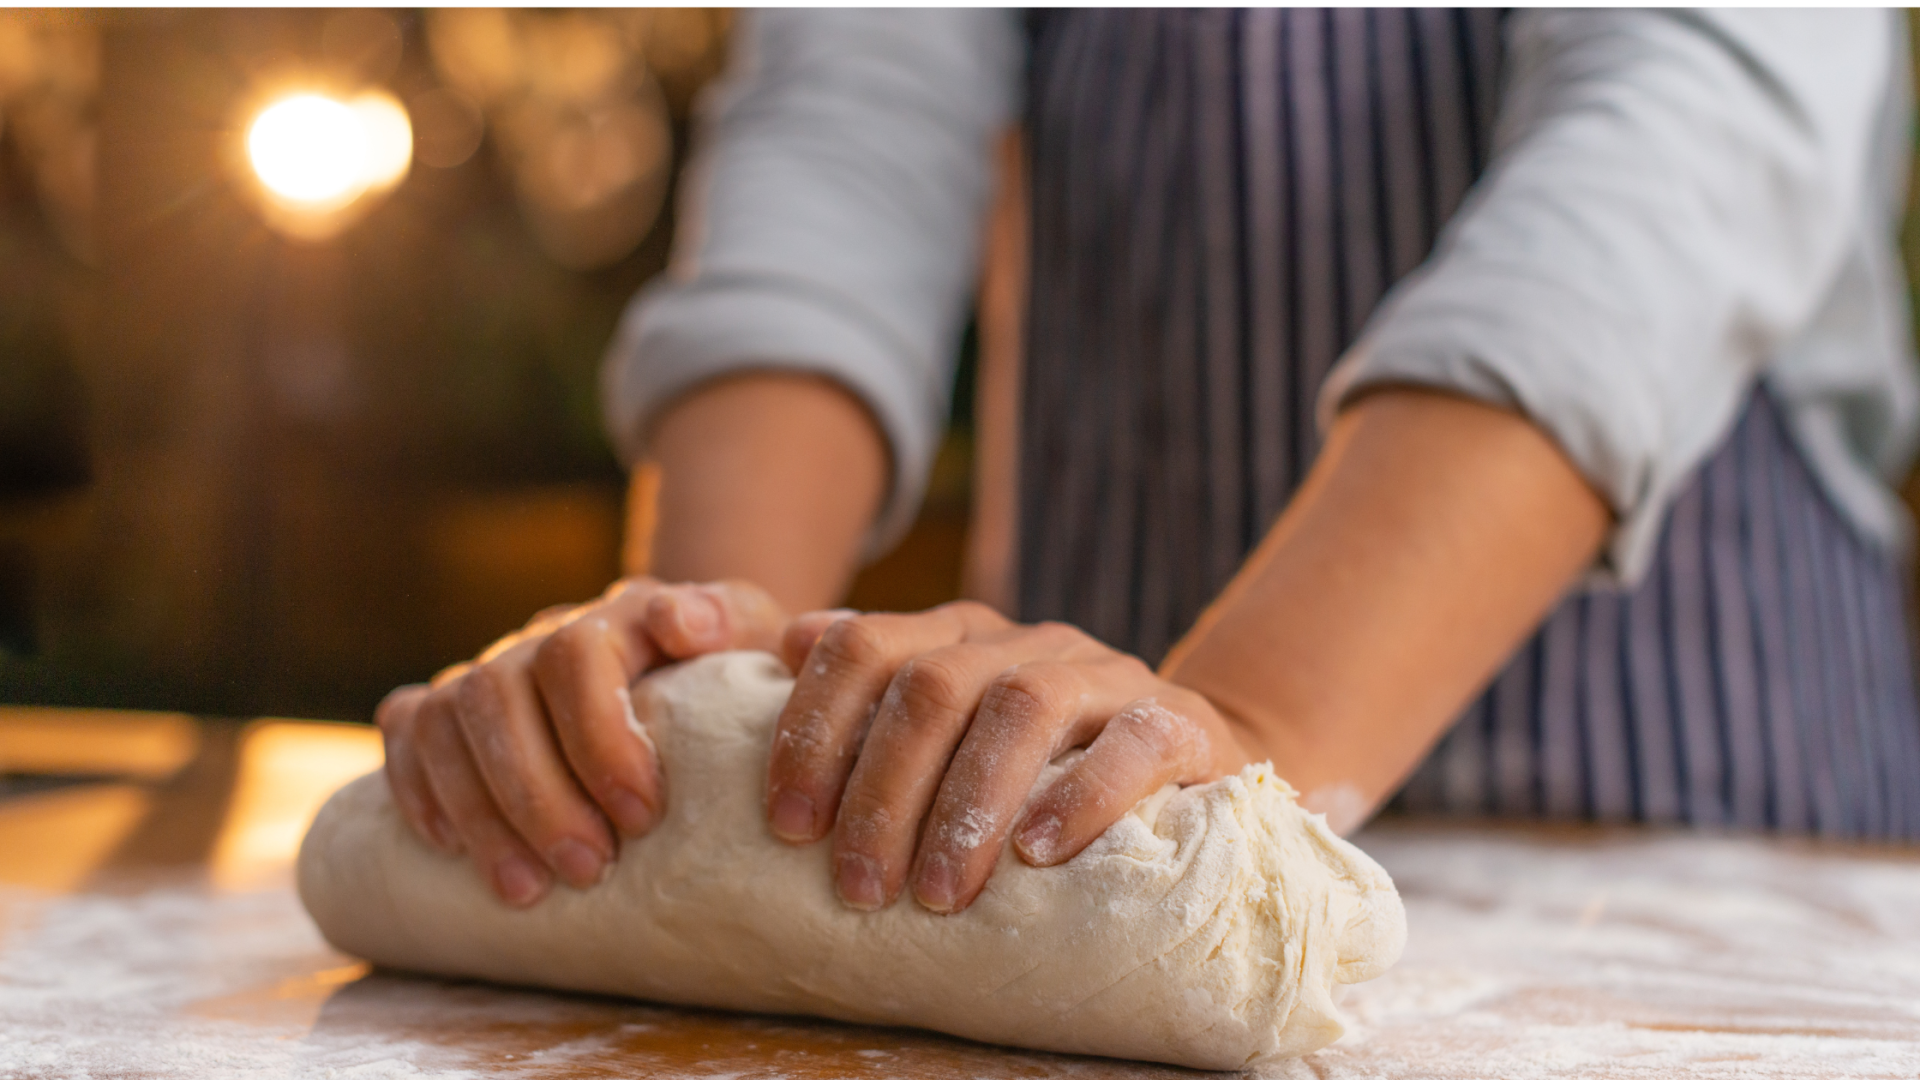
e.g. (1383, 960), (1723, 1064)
(0, 9), (1913, 725)
(0, 8), (970, 722)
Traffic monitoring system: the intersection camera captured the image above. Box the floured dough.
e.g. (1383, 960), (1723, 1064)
(298, 651), (1406, 1069)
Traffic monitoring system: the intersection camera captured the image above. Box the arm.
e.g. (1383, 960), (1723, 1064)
(755, 11), (1896, 915)
(1326, 10), (1896, 582)
(643, 372), (886, 614)
(1168, 9), (1891, 823)
(605, 9), (1024, 555)
(758, 387), (1604, 915)
(1159, 389), (1609, 830)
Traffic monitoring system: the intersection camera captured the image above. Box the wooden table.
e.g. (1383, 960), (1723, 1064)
(2, 705), (1918, 1078)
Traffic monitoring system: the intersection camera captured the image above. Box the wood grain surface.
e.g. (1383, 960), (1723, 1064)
(2, 706), (1917, 1078)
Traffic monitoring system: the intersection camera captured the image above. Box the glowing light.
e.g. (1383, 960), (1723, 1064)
(245, 90), (412, 215)
(353, 94), (413, 188)
(248, 95), (364, 204)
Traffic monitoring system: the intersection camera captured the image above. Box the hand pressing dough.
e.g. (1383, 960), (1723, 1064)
(298, 651), (1406, 1069)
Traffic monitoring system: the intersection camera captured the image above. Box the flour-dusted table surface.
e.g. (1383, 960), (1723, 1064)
(1, 706), (1916, 1078)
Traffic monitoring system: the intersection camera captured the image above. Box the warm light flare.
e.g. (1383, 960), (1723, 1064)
(248, 94), (363, 204)
(353, 93), (413, 188)
(245, 90), (412, 216)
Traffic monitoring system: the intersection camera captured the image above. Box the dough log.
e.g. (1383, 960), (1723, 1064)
(298, 651), (1405, 1070)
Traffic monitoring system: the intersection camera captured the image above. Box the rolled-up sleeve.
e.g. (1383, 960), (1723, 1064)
(602, 9), (1024, 554)
(1319, 10), (1895, 583)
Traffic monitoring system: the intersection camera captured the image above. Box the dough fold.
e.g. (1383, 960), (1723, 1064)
(298, 651), (1405, 1069)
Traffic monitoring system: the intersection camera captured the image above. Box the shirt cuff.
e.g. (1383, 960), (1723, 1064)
(1318, 301), (1683, 587)
(601, 274), (948, 560)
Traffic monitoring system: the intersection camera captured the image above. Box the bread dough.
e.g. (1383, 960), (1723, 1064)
(298, 651), (1406, 1069)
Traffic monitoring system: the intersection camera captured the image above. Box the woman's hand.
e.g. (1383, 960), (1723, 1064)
(768, 601), (1255, 915)
(375, 577), (788, 908)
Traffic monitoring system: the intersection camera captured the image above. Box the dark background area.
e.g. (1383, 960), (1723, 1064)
(1, 10), (1916, 723)
(0, 8), (973, 722)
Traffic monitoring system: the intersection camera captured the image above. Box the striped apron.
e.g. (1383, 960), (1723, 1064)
(1018, 9), (1920, 840)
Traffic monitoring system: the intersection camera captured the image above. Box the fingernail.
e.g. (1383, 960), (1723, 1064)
(494, 855), (550, 908)
(606, 785), (656, 836)
(915, 851), (959, 913)
(548, 838), (607, 889)
(673, 592), (720, 640)
(770, 790), (816, 841)
(835, 852), (886, 911)
(1014, 813), (1062, 865)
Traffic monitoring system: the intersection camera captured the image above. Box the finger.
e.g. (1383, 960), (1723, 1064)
(375, 683), (458, 853)
(1011, 691), (1218, 869)
(779, 608), (857, 672)
(644, 579), (788, 660)
(478, 605), (579, 662)
(575, 578), (670, 673)
(830, 631), (1077, 910)
(415, 690), (554, 907)
(524, 602), (582, 635)
(533, 613), (666, 837)
(450, 654), (617, 890)
(766, 602), (1009, 845)
(911, 653), (1158, 914)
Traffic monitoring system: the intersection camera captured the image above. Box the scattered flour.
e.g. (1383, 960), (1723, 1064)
(1298, 822), (1920, 1079)
(4, 797), (1918, 1077)
(0, 880), (484, 1079)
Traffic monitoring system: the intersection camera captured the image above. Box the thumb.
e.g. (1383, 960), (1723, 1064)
(644, 580), (789, 661)
(778, 608), (858, 673)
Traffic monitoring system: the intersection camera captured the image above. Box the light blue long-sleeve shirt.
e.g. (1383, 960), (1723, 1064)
(604, 9), (1919, 584)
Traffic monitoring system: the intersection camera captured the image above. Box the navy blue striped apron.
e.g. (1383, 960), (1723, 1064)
(1018, 9), (1920, 840)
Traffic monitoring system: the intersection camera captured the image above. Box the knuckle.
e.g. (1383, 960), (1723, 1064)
(460, 816), (517, 859)
(451, 684), (519, 768)
(414, 692), (463, 753)
(429, 660), (471, 689)
(414, 738), (467, 810)
(984, 665), (1068, 730)
(527, 603), (581, 633)
(478, 630), (541, 667)
(891, 655), (973, 719)
(499, 786), (565, 840)
(831, 787), (897, 851)
(1029, 620), (1086, 648)
(770, 709), (834, 770)
(816, 616), (888, 670)
(452, 664), (508, 718)
(533, 618), (598, 678)
(945, 599), (1013, 635)
(1070, 754), (1130, 805)
(936, 599), (993, 623)
(438, 773), (510, 838)
(1113, 699), (1197, 760)
(545, 617), (598, 657)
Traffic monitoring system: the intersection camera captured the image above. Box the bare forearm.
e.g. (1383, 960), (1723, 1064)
(641, 373), (888, 614)
(1161, 389), (1609, 824)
